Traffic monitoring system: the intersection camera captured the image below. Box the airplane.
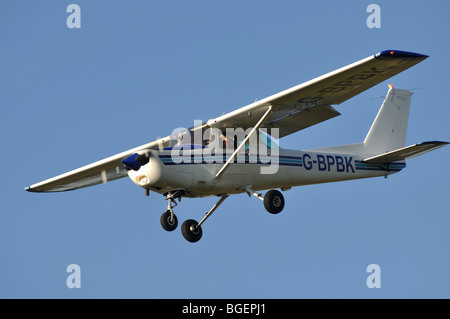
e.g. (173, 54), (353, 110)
(25, 50), (448, 243)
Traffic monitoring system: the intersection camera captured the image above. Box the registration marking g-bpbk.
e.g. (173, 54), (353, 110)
(303, 153), (355, 173)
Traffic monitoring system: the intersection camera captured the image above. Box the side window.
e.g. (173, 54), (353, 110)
(258, 129), (279, 149)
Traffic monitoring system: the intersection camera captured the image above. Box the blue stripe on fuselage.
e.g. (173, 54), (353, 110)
(157, 149), (405, 173)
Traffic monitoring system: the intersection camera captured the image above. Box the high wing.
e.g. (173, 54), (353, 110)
(26, 50), (428, 192)
(204, 50), (428, 137)
(25, 139), (168, 192)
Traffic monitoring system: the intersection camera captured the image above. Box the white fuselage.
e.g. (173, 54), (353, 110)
(126, 146), (406, 197)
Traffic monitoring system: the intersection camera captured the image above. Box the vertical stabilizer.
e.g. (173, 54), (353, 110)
(363, 86), (412, 155)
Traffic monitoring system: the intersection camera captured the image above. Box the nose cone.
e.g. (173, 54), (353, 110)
(122, 153), (141, 171)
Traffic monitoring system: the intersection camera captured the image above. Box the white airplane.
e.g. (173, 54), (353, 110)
(26, 50), (448, 242)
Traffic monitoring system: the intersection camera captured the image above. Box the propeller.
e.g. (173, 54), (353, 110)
(122, 151), (150, 171)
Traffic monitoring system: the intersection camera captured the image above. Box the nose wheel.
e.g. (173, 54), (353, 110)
(160, 210), (178, 231)
(160, 190), (184, 232)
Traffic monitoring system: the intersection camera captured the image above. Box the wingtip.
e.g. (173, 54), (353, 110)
(375, 50), (429, 59)
(424, 141), (450, 146)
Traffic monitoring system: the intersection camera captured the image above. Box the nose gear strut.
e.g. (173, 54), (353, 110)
(160, 189), (186, 232)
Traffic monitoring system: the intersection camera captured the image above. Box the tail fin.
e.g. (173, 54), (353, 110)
(306, 86), (448, 161)
(364, 86), (412, 155)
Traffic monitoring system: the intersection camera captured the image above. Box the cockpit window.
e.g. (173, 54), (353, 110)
(258, 129), (279, 149)
(170, 125), (280, 151)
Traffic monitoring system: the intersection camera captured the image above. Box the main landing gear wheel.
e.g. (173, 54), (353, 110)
(264, 190), (285, 214)
(181, 219), (203, 243)
(160, 210), (178, 231)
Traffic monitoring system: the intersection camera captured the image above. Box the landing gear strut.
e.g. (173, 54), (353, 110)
(159, 190), (229, 243)
(180, 195), (229, 243)
(160, 190), (185, 232)
(158, 188), (284, 242)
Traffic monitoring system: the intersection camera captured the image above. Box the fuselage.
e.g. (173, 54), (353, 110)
(127, 146), (406, 197)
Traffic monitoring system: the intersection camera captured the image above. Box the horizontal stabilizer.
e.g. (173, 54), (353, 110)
(363, 141), (449, 164)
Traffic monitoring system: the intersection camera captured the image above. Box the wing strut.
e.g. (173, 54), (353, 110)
(215, 105), (273, 178)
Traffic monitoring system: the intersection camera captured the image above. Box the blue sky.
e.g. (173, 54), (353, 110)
(1, 1), (449, 298)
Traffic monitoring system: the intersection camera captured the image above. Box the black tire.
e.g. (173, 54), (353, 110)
(264, 190), (285, 214)
(160, 210), (178, 231)
(181, 219), (203, 243)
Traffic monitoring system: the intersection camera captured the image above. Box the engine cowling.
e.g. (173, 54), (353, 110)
(123, 150), (164, 188)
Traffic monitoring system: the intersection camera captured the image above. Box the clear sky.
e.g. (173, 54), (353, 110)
(1, 0), (449, 298)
